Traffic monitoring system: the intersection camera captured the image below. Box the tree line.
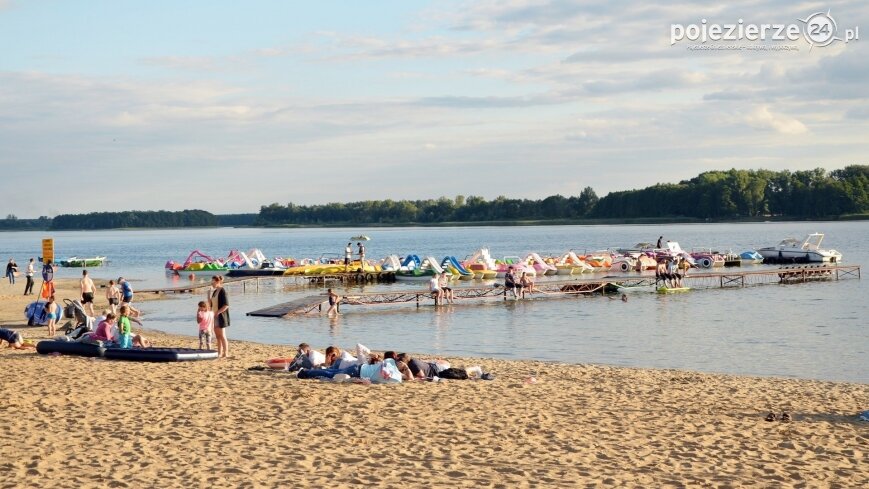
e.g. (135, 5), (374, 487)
(256, 188), (602, 225)
(256, 166), (868, 224)
(0, 216), (51, 230)
(50, 210), (218, 230)
(2, 166), (866, 230)
(591, 166), (868, 219)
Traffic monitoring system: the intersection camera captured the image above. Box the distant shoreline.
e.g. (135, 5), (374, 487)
(1, 213), (867, 232)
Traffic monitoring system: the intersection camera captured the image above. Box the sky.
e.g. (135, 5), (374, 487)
(0, 0), (867, 216)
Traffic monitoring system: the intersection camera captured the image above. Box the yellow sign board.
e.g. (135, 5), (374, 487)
(42, 238), (54, 264)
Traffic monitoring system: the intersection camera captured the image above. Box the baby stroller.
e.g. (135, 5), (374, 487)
(62, 299), (94, 339)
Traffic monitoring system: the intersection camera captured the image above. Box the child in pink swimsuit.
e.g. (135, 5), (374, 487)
(197, 301), (214, 350)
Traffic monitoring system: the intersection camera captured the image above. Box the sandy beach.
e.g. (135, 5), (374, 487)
(1, 279), (867, 488)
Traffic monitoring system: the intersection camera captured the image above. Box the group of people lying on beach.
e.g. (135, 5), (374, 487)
(283, 343), (492, 383)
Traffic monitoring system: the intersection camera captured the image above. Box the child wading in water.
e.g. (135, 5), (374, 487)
(197, 301), (214, 349)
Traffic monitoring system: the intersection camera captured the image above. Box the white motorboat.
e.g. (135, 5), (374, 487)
(756, 233), (842, 263)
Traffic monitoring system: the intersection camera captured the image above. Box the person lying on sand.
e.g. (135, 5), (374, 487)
(396, 353), (439, 380)
(324, 346), (358, 369)
(384, 351), (414, 381)
(294, 343), (326, 369)
(0, 327), (36, 350)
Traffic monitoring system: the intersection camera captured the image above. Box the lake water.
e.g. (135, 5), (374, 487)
(1, 222), (866, 383)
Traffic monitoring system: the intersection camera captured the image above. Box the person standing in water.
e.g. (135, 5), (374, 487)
(326, 288), (341, 317)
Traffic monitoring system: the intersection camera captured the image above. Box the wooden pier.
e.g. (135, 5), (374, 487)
(246, 264), (860, 317)
(138, 276), (277, 295)
(227, 270), (397, 284)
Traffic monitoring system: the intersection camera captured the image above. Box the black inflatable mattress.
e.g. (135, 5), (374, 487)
(36, 341), (106, 358)
(104, 347), (219, 362)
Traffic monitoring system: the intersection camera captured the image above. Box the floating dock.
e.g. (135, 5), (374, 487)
(246, 264), (860, 317)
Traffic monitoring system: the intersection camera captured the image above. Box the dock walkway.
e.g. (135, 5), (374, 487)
(138, 276), (271, 295)
(246, 264), (860, 317)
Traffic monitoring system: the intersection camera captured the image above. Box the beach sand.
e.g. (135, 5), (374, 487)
(1, 280), (867, 487)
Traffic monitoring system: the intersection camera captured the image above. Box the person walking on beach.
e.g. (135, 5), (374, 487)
(326, 288), (340, 317)
(196, 300), (214, 350)
(106, 279), (121, 315)
(357, 242), (366, 270)
(344, 243), (352, 272)
(210, 275), (230, 358)
(6, 258), (17, 284)
(23, 258), (35, 295)
(80, 270), (96, 317)
(656, 236), (663, 249)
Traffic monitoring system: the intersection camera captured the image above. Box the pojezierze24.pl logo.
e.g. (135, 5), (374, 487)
(670, 10), (859, 50)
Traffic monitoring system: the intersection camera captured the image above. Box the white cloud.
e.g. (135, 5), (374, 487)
(745, 105), (809, 134)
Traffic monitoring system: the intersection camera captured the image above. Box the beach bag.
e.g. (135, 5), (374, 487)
(436, 367), (469, 380)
